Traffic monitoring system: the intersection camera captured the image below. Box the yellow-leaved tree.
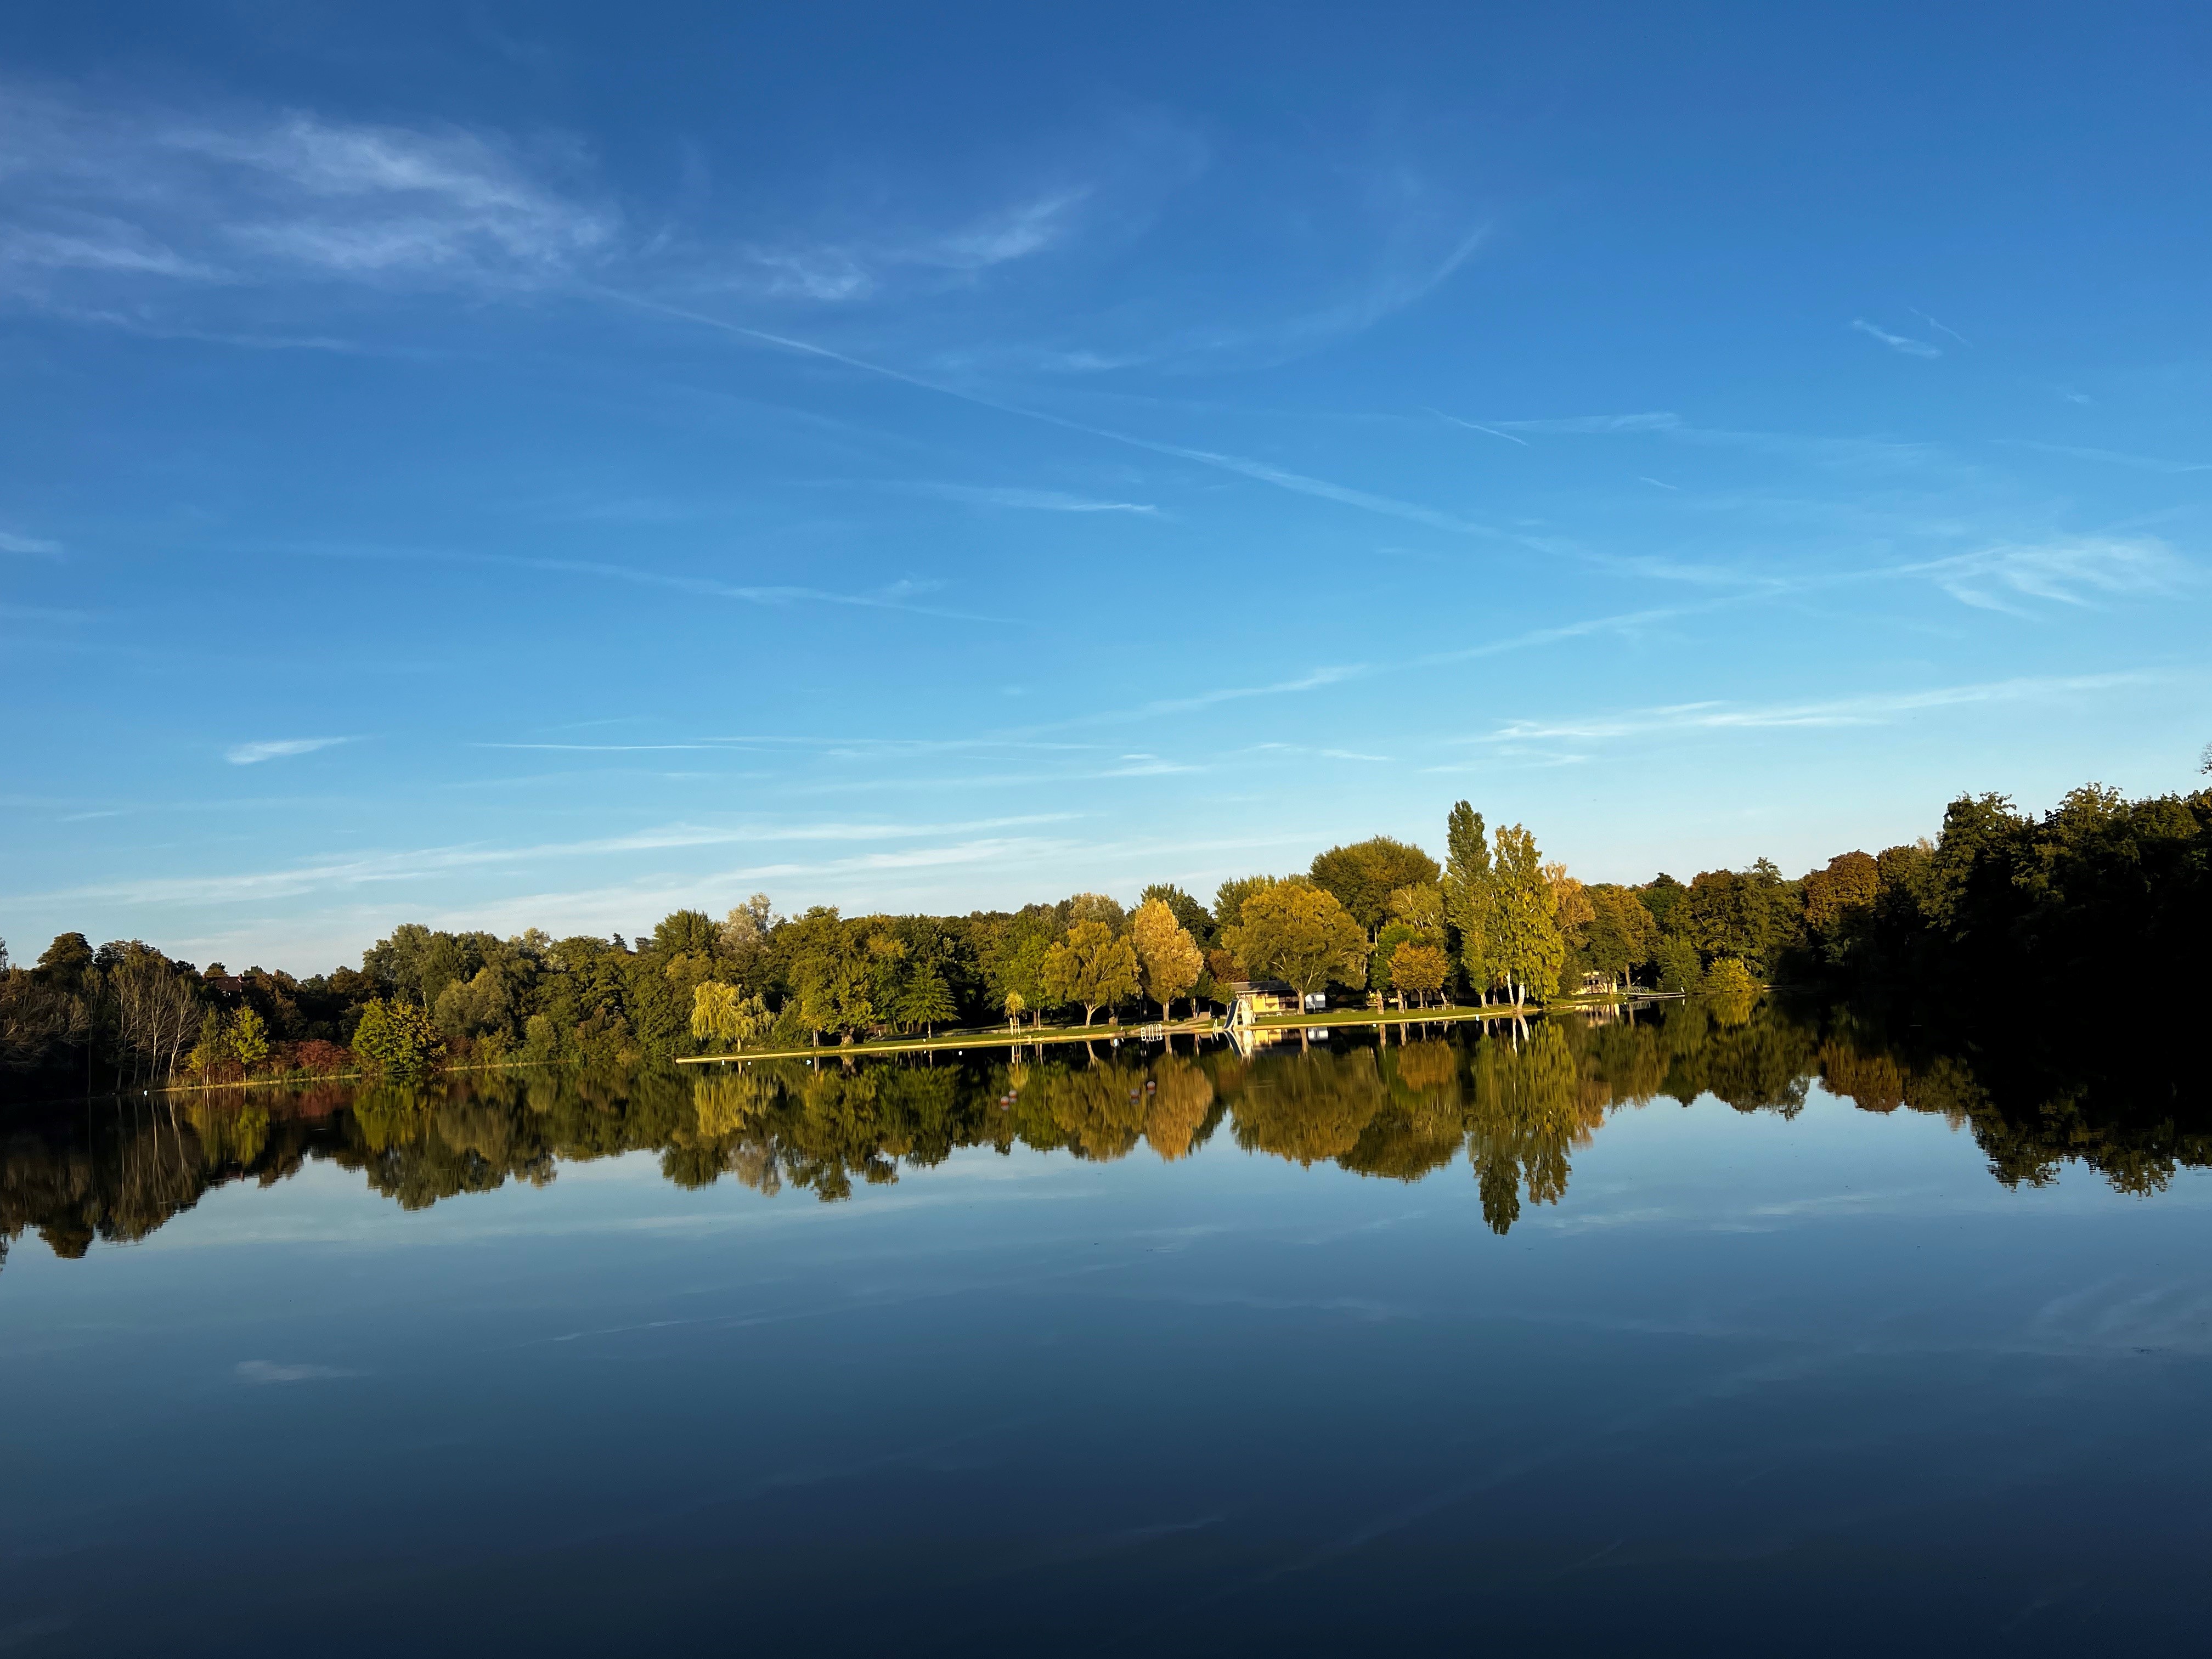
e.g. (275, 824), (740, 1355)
(1131, 899), (1204, 1023)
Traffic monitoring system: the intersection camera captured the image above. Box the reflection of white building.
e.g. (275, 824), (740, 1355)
(1227, 1021), (1286, 1058)
(1226, 980), (1330, 1056)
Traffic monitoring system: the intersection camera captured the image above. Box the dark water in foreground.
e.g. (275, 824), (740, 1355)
(2, 1000), (2208, 1655)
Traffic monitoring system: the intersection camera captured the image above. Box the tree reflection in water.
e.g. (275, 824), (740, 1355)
(4, 997), (2205, 1265)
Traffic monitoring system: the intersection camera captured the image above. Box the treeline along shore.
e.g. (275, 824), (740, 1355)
(4, 779), (2208, 1101)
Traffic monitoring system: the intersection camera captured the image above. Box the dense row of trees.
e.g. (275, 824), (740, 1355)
(8, 993), (2199, 1273)
(5, 776), (2207, 1101)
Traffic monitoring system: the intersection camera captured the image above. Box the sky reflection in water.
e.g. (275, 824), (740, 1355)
(2, 1001), (2207, 1656)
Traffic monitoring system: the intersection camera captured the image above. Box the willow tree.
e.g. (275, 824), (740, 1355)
(1131, 899), (1204, 1022)
(691, 979), (769, 1050)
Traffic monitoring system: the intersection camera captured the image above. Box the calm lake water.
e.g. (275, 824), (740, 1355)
(3, 1000), (2208, 1656)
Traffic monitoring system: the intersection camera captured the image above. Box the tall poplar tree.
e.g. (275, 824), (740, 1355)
(1491, 823), (1565, 1004)
(1444, 803), (1497, 1005)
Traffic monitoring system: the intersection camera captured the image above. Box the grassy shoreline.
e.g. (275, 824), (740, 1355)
(122, 995), (1682, 1093)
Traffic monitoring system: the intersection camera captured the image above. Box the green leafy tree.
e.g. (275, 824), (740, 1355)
(1655, 936), (1701, 993)
(781, 910), (876, 1043)
(1386, 883), (1445, 932)
(1372, 920), (1415, 1001)
(1702, 957), (1758, 997)
(1801, 850), (1881, 968)
(185, 1010), (227, 1082)
(648, 909), (719, 957)
(351, 998), (443, 1079)
(1583, 886), (1659, 990)
(1310, 837), (1441, 936)
(984, 909), (1056, 1030)
(1640, 873), (1689, 937)
(1212, 874), (1279, 937)
(1131, 899), (1204, 1020)
(227, 1006), (270, 1074)
(1223, 883), (1368, 1007)
(1041, 921), (1140, 1026)
(1546, 862), (1596, 991)
(1681, 861), (1801, 979)
(897, 967), (956, 1037)
(1060, 892), (1128, 934)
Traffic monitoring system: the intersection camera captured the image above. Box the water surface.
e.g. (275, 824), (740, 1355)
(3, 1001), (2207, 1655)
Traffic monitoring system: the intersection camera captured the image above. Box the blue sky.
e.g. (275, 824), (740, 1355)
(3, 1), (2208, 971)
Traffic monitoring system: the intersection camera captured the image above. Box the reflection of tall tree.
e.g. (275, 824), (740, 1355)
(1465, 1024), (1591, 1234)
(1, 1096), (338, 1263)
(185, 1100), (270, 1168)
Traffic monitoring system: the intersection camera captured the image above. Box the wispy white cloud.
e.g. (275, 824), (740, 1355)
(1279, 225), (1488, 346)
(1141, 440), (1506, 538)
(1413, 602), (1717, 667)
(289, 543), (1003, 623)
(1637, 476), (1679, 491)
(722, 188), (1089, 302)
(1095, 664), (1368, 724)
(1460, 409), (1945, 473)
(906, 483), (1158, 515)
(1460, 670), (2165, 745)
(225, 736), (352, 765)
(1486, 413), (1684, 435)
(237, 1361), (356, 1384)
(630, 295), (1541, 545)
(0, 528), (64, 555)
(1910, 535), (2191, 613)
(1430, 410), (1528, 445)
(922, 189), (1090, 270)
(1245, 743), (1395, 763)
(18, 814), (1084, 907)
(0, 83), (617, 304)
(1909, 308), (1971, 347)
(0, 219), (221, 279)
(1852, 318), (1941, 358)
(1997, 439), (2211, 474)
